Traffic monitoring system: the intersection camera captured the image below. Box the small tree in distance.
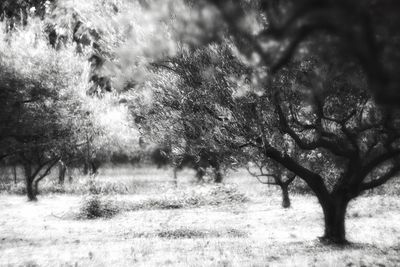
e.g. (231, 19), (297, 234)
(246, 151), (296, 209)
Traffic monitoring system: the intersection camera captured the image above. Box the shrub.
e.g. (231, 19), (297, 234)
(77, 195), (120, 219)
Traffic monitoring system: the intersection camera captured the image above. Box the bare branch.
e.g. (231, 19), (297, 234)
(245, 165), (278, 185)
(284, 173), (297, 186)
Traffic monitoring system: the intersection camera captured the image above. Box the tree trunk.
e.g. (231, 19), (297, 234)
(13, 165), (17, 185)
(26, 178), (37, 201)
(173, 168), (178, 187)
(91, 161), (100, 175)
(320, 196), (350, 244)
(33, 179), (40, 197)
(195, 167), (205, 183)
(83, 161), (89, 175)
(67, 168), (74, 183)
(280, 184), (291, 208)
(58, 162), (66, 185)
(214, 171), (223, 183)
(23, 164), (37, 201)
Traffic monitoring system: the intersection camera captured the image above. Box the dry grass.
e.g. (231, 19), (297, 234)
(0, 166), (399, 266)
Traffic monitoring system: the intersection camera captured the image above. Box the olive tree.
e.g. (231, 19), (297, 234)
(169, 0), (400, 244)
(150, 38), (400, 243)
(245, 61), (400, 244)
(0, 17), (92, 200)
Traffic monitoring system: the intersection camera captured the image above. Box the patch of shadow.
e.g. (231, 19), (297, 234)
(348, 211), (375, 219)
(119, 200), (185, 211)
(156, 227), (248, 239)
(225, 228), (248, 238)
(275, 240), (382, 256)
(157, 228), (208, 239)
(129, 232), (153, 238)
(22, 261), (39, 267)
(0, 237), (39, 247)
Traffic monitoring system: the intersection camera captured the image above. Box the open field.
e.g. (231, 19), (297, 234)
(1, 167), (400, 266)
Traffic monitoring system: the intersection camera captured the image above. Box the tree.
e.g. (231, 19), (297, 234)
(167, 0), (400, 244)
(0, 63), (80, 200)
(245, 148), (297, 208)
(150, 38), (400, 244)
(131, 43), (249, 184)
(0, 16), (94, 200)
(245, 59), (400, 244)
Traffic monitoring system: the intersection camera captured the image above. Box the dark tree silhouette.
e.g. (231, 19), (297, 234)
(203, 0), (400, 106)
(254, 62), (400, 244)
(151, 42), (400, 243)
(181, 0), (400, 244)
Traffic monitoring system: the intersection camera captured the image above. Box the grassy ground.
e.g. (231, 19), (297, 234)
(0, 166), (399, 266)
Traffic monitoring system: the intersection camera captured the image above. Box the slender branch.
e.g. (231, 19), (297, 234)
(359, 164), (400, 191)
(30, 159), (54, 181)
(0, 153), (9, 162)
(350, 149), (400, 189)
(284, 173), (297, 186)
(34, 158), (60, 184)
(245, 165), (279, 185)
(358, 149), (400, 180)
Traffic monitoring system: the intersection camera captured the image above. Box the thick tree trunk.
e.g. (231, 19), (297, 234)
(23, 164), (37, 201)
(26, 179), (37, 201)
(320, 196), (350, 244)
(280, 184), (291, 208)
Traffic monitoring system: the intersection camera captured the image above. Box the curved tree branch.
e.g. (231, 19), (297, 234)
(359, 164), (400, 191)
